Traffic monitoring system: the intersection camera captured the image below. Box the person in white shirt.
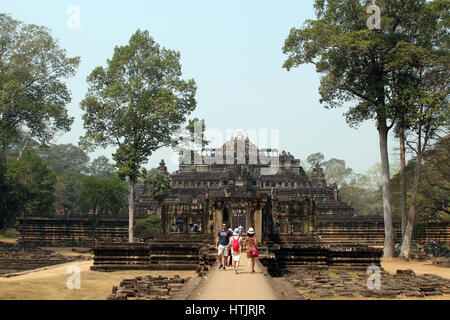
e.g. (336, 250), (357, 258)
(228, 228), (243, 274)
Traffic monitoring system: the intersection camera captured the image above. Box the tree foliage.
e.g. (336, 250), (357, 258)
(36, 144), (90, 176)
(340, 172), (383, 216)
(282, 0), (448, 257)
(56, 172), (85, 212)
(146, 173), (172, 203)
(89, 155), (116, 178)
(0, 14), (80, 161)
(306, 152), (325, 167)
(79, 29), (197, 180)
(390, 135), (450, 222)
(134, 216), (161, 241)
(3, 150), (56, 223)
(78, 175), (127, 216)
(80, 29), (197, 241)
(322, 158), (353, 187)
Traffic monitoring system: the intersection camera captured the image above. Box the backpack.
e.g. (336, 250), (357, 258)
(232, 236), (240, 251)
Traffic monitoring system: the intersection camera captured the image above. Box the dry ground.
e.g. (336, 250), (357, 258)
(381, 258), (450, 279)
(0, 230), (18, 244)
(1, 245), (449, 300)
(293, 258), (450, 300)
(39, 247), (94, 258)
(0, 260), (196, 300)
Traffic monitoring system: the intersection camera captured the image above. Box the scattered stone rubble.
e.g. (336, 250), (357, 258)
(0, 242), (91, 275)
(106, 275), (191, 300)
(285, 267), (450, 299)
(432, 258), (450, 268)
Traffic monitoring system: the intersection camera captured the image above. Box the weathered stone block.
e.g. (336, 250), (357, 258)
(149, 287), (169, 296)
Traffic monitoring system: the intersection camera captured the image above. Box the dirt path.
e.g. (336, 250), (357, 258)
(0, 260), (195, 300)
(381, 258), (450, 279)
(189, 255), (279, 300)
(0, 260), (93, 281)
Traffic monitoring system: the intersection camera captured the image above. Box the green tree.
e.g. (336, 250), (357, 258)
(78, 175), (128, 216)
(4, 150), (56, 226)
(282, 0), (445, 257)
(80, 30), (197, 242)
(176, 118), (210, 164)
(36, 144), (90, 176)
(2, 128), (40, 161)
(0, 14), (80, 164)
(186, 118), (209, 148)
(306, 152), (325, 167)
(420, 135), (450, 219)
(400, 87), (448, 258)
(0, 162), (9, 231)
(145, 173), (172, 216)
(304, 152), (325, 177)
(322, 158), (353, 187)
(89, 155), (116, 178)
(58, 172), (85, 212)
(134, 216), (161, 241)
(340, 173), (382, 216)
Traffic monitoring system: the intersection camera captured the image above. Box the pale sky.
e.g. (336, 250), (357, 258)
(2, 0), (401, 174)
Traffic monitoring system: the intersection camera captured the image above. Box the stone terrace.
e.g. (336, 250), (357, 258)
(285, 267), (450, 299)
(0, 242), (91, 276)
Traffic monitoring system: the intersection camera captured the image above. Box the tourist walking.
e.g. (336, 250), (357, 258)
(227, 227), (233, 266)
(215, 223), (232, 270)
(244, 227), (258, 274)
(228, 228), (243, 274)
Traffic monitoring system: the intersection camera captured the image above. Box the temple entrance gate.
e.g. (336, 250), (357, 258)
(231, 209), (247, 231)
(211, 196), (268, 243)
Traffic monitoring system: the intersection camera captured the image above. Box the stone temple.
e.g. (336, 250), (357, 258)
(135, 136), (354, 244)
(21, 136), (446, 272)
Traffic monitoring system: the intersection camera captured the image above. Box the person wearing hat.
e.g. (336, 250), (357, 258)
(227, 228), (243, 274)
(243, 227), (258, 274)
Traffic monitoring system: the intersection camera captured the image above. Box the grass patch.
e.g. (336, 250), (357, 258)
(0, 261), (196, 300)
(0, 229), (19, 243)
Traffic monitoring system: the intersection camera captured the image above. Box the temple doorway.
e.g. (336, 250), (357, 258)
(231, 209), (246, 231)
(223, 208), (229, 226)
(175, 217), (184, 233)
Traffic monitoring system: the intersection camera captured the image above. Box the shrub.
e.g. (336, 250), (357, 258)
(134, 216), (161, 240)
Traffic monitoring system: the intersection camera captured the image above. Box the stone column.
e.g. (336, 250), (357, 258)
(226, 204), (231, 228)
(246, 202), (252, 232)
(254, 201), (263, 244)
(201, 199), (209, 236)
(213, 201), (223, 236)
(161, 204), (168, 234)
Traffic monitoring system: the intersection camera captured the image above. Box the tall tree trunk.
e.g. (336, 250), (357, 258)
(379, 123), (395, 258)
(399, 131), (407, 242)
(1, 137), (7, 164)
(401, 152), (422, 259)
(128, 176), (135, 243)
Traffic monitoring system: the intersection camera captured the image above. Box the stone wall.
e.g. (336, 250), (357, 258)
(0, 242), (91, 276)
(90, 234), (214, 271)
(259, 244), (383, 276)
(17, 217), (128, 247)
(317, 215), (450, 246)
